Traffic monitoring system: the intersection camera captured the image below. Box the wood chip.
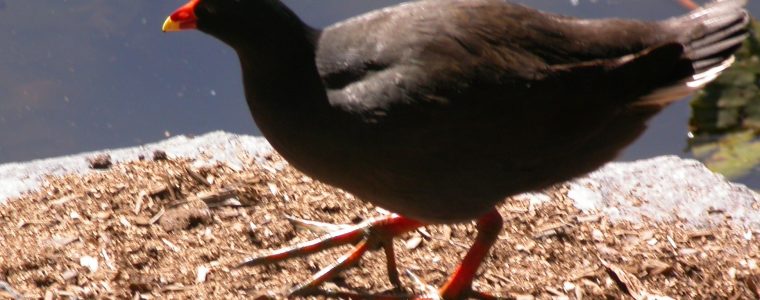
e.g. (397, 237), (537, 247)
(603, 260), (646, 299)
(79, 255), (99, 273)
(570, 267), (600, 280)
(148, 184), (169, 197)
(50, 236), (79, 248)
(152, 150), (168, 161)
(87, 154), (112, 170)
(667, 235), (678, 249)
(119, 216), (132, 227)
(510, 294), (535, 300)
(687, 230), (715, 239)
(0, 281), (22, 300)
(417, 227), (431, 239)
(577, 214), (603, 223)
(134, 195), (144, 215)
(563, 281), (576, 292)
(677, 248), (699, 256)
(185, 166), (211, 186)
(162, 238), (181, 253)
(405, 236), (423, 250)
(575, 284), (584, 300)
(484, 271), (511, 284)
(196, 189), (238, 206)
(440, 225), (452, 239)
(216, 209), (240, 219)
(96, 211), (112, 220)
(44, 290), (53, 300)
(639, 230), (655, 240)
(50, 194), (81, 206)
(504, 206), (529, 213)
(533, 222), (571, 239)
(592, 229), (605, 241)
(643, 260), (672, 276)
(148, 207), (165, 225)
(160, 284), (188, 292)
(196, 266), (210, 283)
(267, 183), (279, 196)
(545, 286), (565, 297)
(101, 248), (115, 270)
(206, 197), (242, 208)
(744, 274), (760, 299)
(61, 269), (78, 282)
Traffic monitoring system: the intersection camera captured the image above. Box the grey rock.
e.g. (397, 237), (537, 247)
(1, 132), (757, 231)
(569, 156), (760, 229)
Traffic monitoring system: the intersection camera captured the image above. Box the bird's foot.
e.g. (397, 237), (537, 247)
(236, 213), (423, 296)
(236, 210), (505, 300)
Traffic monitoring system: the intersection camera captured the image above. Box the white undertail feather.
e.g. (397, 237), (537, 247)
(687, 55), (735, 88)
(637, 55), (736, 107)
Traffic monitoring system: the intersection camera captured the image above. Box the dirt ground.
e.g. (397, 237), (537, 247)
(1, 151), (759, 299)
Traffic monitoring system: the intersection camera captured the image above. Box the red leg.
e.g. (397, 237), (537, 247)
(236, 211), (506, 299)
(439, 210), (504, 299)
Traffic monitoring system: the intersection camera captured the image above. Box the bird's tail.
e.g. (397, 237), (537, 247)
(637, 0), (749, 106)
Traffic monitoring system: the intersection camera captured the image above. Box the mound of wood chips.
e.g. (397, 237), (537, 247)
(1, 152), (758, 299)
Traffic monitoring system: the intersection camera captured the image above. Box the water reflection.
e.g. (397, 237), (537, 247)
(688, 19), (760, 183)
(0, 1), (757, 188)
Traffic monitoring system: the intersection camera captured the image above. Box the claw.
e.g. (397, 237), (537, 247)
(406, 269), (440, 299)
(286, 215), (351, 233)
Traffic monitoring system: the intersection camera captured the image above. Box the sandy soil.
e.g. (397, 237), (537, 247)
(1, 152), (758, 299)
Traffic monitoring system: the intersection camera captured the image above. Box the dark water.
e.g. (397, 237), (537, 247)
(0, 1), (758, 188)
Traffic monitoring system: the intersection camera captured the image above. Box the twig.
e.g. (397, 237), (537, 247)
(0, 280), (22, 300)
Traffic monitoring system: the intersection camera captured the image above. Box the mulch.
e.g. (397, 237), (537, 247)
(1, 151), (758, 299)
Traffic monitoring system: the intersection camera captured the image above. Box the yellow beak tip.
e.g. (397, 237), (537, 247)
(162, 17), (181, 32)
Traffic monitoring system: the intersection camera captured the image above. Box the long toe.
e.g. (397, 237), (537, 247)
(288, 239), (372, 295)
(236, 214), (423, 295)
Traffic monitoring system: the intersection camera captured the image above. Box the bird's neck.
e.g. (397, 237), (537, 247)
(209, 0), (324, 112)
(234, 26), (326, 112)
(232, 26), (340, 161)
(234, 32), (355, 182)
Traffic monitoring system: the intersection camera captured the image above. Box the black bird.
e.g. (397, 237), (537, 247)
(163, 0), (749, 298)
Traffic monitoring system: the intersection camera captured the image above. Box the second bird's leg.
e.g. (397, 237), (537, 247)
(438, 210), (504, 299)
(236, 214), (423, 295)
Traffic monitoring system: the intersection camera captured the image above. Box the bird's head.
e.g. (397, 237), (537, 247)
(163, 0), (310, 49)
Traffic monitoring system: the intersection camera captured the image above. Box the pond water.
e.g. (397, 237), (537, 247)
(0, 0), (758, 188)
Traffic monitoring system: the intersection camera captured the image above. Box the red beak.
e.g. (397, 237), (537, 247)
(162, 0), (200, 32)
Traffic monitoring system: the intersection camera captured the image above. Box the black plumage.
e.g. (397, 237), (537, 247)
(164, 0), (749, 297)
(196, 0), (747, 222)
